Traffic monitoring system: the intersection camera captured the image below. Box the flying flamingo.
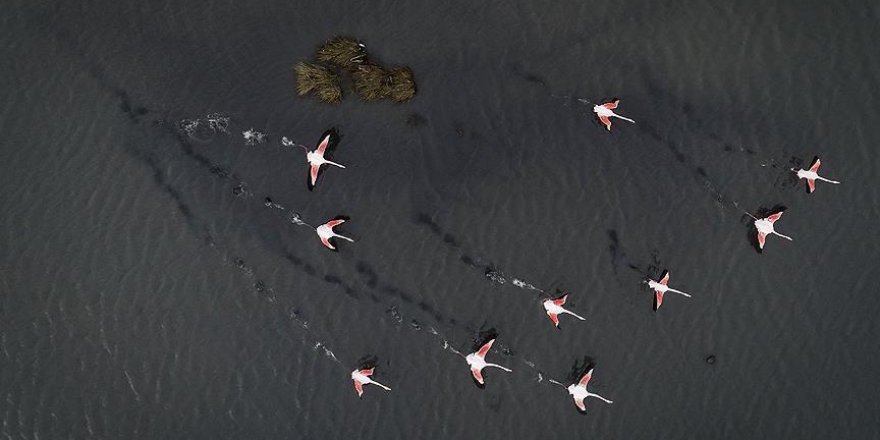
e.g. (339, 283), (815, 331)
(351, 367), (391, 398)
(550, 368), (614, 413)
(647, 270), (692, 311)
(465, 339), (512, 385)
(316, 217), (354, 251)
(304, 129), (345, 190)
(792, 157), (840, 193)
(542, 294), (586, 328)
(593, 99), (635, 131)
(752, 210), (792, 251)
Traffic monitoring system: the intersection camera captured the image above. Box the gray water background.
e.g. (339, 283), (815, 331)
(2, 0), (880, 438)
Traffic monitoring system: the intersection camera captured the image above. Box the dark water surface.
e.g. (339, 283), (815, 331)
(2, 0), (880, 438)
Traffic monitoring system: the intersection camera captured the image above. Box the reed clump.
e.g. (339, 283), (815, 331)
(294, 62), (342, 104)
(295, 36), (417, 104)
(385, 66), (416, 103)
(315, 36), (368, 70)
(351, 64), (391, 101)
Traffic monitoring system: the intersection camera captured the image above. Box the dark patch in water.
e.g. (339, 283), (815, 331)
(356, 355), (380, 369)
(442, 234), (458, 245)
(473, 328), (500, 352)
(607, 229), (622, 274)
(355, 261), (379, 288)
(507, 62), (549, 87)
(406, 113), (426, 127)
(453, 122), (465, 138)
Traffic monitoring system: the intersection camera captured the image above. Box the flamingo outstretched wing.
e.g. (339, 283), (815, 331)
(320, 236), (335, 250)
(325, 219), (346, 228)
(470, 367), (484, 384)
(316, 131), (333, 155)
(757, 231), (767, 250)
(602, 100), (619, 110)
(578, 369), (594, 387)
(476, 339), (495, 359)
(654, 290), (665, 310)
(767, 211), (783, 223)
(659, 271), (670, 286)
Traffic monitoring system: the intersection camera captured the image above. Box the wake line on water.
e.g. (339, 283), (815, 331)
(413, 214), (548, 296)
(160, 112), (559, 376)
(530, 70), (800, 224)
(63, 33), (569, 380)
(39, 23), (482, 377)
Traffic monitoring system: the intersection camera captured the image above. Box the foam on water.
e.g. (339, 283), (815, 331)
(242, 128), (266, 145)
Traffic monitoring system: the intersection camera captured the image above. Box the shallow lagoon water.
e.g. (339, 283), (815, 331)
(1, 0), (880, 438)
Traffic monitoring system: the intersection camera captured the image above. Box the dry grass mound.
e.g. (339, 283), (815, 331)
(385, 66), (416, 103)
(315, 36), (367, 70)
(351, 64), (391, 101)
(297, 36), (417, 104)
(295, 62), (342, 104)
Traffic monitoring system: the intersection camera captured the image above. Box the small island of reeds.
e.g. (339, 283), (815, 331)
(295, 36), (417, 104)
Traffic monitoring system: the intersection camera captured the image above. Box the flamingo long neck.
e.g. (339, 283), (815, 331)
(333, 233), (354, 242)
(773, 231), (793, 241)
(485, 363), (511, 372)
(587, 392), (613, 404)
(371, 381), (391, 391)
(564, 309), (586, 320)
(667, 287), (692, 297)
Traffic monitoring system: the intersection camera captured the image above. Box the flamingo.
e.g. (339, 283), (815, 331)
(316, 217), (354, 251)
(465, 339), (512, 385)
(305, 129), (345, 190)
(792, 157), (840, 193)
(753, 210), (792, 251)
(550, 368), (614, 413)
(542, 294), (586, 328)
(647, 270), (692, 311)
(593, 99), (635, 131)
(351, 368), (391, 398)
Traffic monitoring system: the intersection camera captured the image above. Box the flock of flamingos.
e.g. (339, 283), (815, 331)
(292, 98), (840, 413)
